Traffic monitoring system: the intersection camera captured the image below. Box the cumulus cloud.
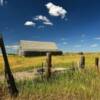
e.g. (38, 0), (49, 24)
(6, 45), (19, 50)
(5, 45), (19, 54)
(81, 40), (84, 42)
(34, 15), (53, 26)
(94, 37), (100, 40)
(62, 42), (68, 45)
(46, 2), (67, 19)
(24, 21), (36, 27)
(43, 21), (53, 25)
(90, 44), (98, 48)
(0, 0), (4, 6)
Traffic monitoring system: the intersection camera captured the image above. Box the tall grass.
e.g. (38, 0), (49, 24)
(0, 53), (100, 73)
(1, 67), (100, 100)
(0, 53), (100, 99)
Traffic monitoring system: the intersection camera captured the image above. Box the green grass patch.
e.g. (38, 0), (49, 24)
(2, 68), (99, 100)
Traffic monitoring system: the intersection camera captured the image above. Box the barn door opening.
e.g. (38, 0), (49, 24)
(0, 34), (18, 96)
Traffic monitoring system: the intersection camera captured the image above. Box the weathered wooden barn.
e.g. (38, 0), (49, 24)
(18, 40), (63, 57)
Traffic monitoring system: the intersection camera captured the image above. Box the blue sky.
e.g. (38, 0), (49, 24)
(0, 0), (100, 53)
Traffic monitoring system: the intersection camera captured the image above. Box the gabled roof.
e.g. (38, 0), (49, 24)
(19, 40), (59, 51)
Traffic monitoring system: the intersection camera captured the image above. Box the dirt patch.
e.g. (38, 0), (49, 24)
(0, 67), (68, 81)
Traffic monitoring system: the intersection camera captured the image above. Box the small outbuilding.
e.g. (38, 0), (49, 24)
(18, 40), (63, 57)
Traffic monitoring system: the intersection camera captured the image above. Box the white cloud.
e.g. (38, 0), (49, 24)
(34, 15), (53, 26)
(24, 21), (36, 27)
(5, 45), (19, 54)
(62, 42), (68, 45)
(0, 0), (4, 6)
(81, 40), (84, 42)
(90, 44), (98, 48)
(46, 2), (67, 19)
(6, 45), (19, 50)
(94, 37), (100, 40)
(43, 21), (53, 25)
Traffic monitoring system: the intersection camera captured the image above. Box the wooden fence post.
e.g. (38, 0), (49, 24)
(46, 52), (52, 80)
(95, 57), (99, 71)
(0, 34), (18, 96)
(79, 55), (85, 69)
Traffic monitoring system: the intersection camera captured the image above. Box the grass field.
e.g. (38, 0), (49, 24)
(0, 53), (100, 100)
(0, 53), (100, 73)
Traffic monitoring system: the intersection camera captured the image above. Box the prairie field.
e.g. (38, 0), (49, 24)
(0, 53), (100, 73)
(0, 53), (100, 100)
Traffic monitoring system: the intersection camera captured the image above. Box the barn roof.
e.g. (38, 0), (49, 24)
(19, 40), (59, 52)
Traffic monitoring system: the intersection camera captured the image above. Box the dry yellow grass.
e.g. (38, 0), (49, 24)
(0, 56), (46, 72)
(0, 53), (100, 100)
(0, 53), (100, 73)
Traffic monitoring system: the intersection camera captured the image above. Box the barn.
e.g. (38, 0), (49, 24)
(18, 40), (63, 57)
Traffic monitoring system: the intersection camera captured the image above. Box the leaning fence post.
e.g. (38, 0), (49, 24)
(79, 55), (85, 69)
(0, 34), (18, 97)
(95, 57), (99, 71)
(46, 52), (52, 80)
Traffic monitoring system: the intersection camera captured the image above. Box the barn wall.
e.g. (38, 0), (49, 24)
(22, 51), (63, 57)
